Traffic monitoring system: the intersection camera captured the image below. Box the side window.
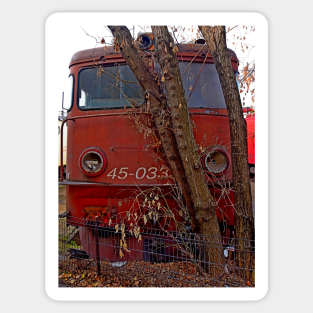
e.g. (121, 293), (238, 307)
(63, 75), (74, 110)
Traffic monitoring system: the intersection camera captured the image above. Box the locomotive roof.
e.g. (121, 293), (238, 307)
(70, 44), (239, 67)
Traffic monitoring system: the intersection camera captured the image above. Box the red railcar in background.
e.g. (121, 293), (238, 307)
(59, 34), (254, 262)
(243, 107), (255, 176)
(246, 113), (255, 165)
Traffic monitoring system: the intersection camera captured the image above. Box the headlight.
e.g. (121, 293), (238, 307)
(79, 148), (107, 177)
(204, 148), (228, 174)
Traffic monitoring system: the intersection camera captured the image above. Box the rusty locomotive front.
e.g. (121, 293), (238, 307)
(59, 34), (246, 262)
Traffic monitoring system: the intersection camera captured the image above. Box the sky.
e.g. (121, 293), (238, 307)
(46, 15), (256, 116)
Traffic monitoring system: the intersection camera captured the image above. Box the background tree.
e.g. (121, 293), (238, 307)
(199, 26), (255, 281)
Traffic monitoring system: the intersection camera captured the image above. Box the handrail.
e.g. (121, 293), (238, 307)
(59, 111), (151, 181)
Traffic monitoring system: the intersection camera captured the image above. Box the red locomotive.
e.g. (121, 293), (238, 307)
(59, 34), (252, 262)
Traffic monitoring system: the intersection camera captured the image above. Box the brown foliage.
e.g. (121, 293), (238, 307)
(59, 259), (253, 287)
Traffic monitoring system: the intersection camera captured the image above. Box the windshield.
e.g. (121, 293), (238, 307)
(78, 62), (226, 110)
(78, 64), (145, 109)
(179, 62), (226, 109)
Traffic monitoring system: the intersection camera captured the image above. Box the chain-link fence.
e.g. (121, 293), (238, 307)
(59, 216), (254, 287)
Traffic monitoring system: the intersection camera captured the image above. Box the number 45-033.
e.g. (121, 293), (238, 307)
(106, 167), (169, 180)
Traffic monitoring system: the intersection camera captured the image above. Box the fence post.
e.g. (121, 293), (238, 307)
(94, 218), (101, 275)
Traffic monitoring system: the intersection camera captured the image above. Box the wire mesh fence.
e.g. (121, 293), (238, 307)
(59, 216), (255, 287)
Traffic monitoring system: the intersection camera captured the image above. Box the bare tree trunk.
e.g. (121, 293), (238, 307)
(199, 26), (255, 281)
(108, 26), (193, 225)
(152, 26), (224, 275)
(109, 25), (224, 276)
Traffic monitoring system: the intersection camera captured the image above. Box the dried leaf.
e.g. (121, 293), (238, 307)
(172, 45), (179, 53)
(119, 249), (124, 258)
